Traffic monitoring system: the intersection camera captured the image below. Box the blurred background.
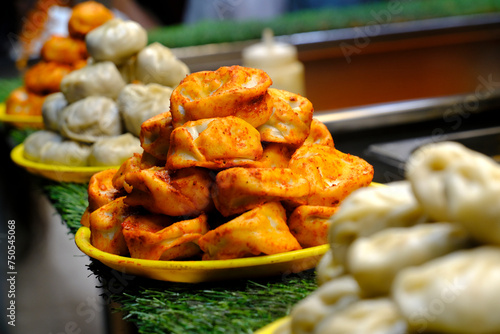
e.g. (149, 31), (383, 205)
(2, 0), (500, 109)
(1, 0), (500, 333)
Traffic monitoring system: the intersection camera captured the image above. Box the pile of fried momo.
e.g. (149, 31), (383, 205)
(279, 141), (500, 334)
(22, 17), (190, 168)
(82, 65), (374, 262)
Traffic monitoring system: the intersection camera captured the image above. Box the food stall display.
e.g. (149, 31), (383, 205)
(2, 0), (500, 333)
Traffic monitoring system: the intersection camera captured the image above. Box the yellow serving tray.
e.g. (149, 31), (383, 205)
(75, 183), (383, 282)
(0, 103), (44, 128)
(75, 226), (329, 283)
(10, 143), (118, 183)
(254, 317), (290, 334)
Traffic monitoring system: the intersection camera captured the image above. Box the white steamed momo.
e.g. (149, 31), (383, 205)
(117, 56), (136, 83)
(59, 96), (122, 143)
(42, 92), (68, 132)
(406, 141), (482, 222)
(313, 298), (408, 334)
(327, 181), (426, 266)
(117, 83), (173, 136)
(40, 140), (91, 166)
(347, 223), (469, 297)
(23, 130), (63, 162)
(289, 275), (361, 334)
(85, 18), (147, 66)
(89, 133), (143, 166)
(134, 42), (190, 88)
(407, 141), (500, 245)
(393, 246), (500, 334)
(316, 249), (345, 286)
(60, 61), (126, 103)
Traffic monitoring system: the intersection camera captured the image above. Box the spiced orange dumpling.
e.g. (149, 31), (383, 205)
(41, 36), (88, 65)
(257, 88), (313, 146)
(68, 1), (114, 39)
(5, 86), (45, 116)
(113, 154), (143, 192)
(112, 153), (163, 192)
(288, 205), (340, 248)
(212, 167), (310, 217)
(303, 118), (334, 147)
(87, 168), (120, 212)
(140, 111), (174, 161)
(25, 61), (73, 95)
(89, 197), (137, 255)
(246, 143), (292, 168)
(170, 65), (273, 127)
(124, 167), (214, 217)
(122, 213), (209, 260)
(81, 168), (121, 227)
(289, 144), (374, 207)
(166, 116), (263, 170)
(198, 202), (301, 260)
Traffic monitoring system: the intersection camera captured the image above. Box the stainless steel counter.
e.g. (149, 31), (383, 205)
(318, 93), (500, 183)
(316, 90), (500, 134)
(172, 13), (500, 72)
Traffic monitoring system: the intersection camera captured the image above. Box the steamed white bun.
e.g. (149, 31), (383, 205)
(89, 133), (143, 166)
(407, 141), (500, 244)
(85, 18), (147, 66)
(60, 96), (122, 143)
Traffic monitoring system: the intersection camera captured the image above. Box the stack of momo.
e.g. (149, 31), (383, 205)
(22, 16), (190, 168)
(82, 65), (374, 262)
(5, 1), (112, 120)
(279, 141), (500, 334)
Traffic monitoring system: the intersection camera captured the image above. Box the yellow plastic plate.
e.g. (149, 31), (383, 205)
(75, 226), (329, 283)
(254, 317), (291, 334)
(10, 143), (118, 183)
(0, 103), (44, 128)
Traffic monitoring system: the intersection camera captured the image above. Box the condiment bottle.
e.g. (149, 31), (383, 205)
(242, 28), (306, 96)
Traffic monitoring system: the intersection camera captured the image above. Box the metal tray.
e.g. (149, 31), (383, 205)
(315, 92), (500, 182)
(366, 125), (500, 167)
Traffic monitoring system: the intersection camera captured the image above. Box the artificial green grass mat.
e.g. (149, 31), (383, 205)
(44, 182), (89, 235)
(91, 258), (317, 334)
(6, 127), (37, 146)
(0, 77), (22, 102)
(43, 181), (318, 333)
(148, 0), (500, 48)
